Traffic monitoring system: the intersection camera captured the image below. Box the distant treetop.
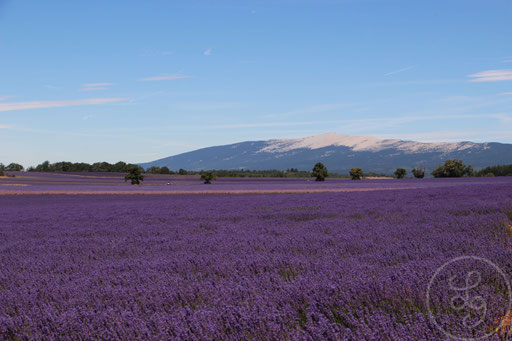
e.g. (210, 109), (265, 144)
(350, 168), (363, 180)
(312, 162), (328, 181)
(432, 159), (474, 178)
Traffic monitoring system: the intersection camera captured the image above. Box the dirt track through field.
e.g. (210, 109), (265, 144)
(0, 187), (419, 195)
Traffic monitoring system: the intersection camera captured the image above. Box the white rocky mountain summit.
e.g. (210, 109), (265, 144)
(140, 133), (509, 174)
(260, 133), (480, 154)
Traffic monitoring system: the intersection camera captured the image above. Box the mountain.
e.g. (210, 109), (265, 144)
(139, 133), (512, 174)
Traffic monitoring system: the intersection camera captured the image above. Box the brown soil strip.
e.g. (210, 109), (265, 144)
(0, 187), (418, 195)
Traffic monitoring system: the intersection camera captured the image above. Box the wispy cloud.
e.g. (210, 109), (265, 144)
(193, 113), (510, 132)
(138, 75), (192, 81)
(83, 82), (114, 87)
(79, 82), (114, 92)
(203, 48), (212, 56)
(80, 87), (108, 92)
(0, 96), (13, 101)
(376, 129), (512, 142)
(371, 79), (459, 87)
(43, 84), (57, 89)
(0, 124), (11, 129)
(384, 66), (415, 76)
(468, 69), (512, 82)
(263, 104), (354, 119)
(0, 98), (128, 112)
(498, 92), (512, 96)
(172, 102), (242, 111)
(488, 113), (512, 124)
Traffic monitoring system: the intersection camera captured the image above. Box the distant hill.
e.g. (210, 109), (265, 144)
(139, 133), (512, 174)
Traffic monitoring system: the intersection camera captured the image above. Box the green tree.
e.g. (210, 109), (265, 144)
(92, 162), (111, 172)
(200, 171), (216, 184)
(312, 162), (328, 181)
(5, 163), (24, 171)
(124, 166), (144, 185)
(113, 161), (128, 172)
(160, 166), (171, 174)
(476, 164), (512, 177)
(0, 163), (4, 176)
(412, 167), (425, 179)
(349, 168), (363, 180)
(178, 168), (187, 175)
(463, 165), (474, 177)
(394, 168), (407, 179)
(432, 159), (470, 178)
(36, 161), (51, 172)
(147, 166), (162, 174)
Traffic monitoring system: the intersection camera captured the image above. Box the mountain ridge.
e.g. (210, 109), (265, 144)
(139, 133), (512, 174)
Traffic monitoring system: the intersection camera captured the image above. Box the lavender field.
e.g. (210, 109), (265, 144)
(1, 174), (512, 339)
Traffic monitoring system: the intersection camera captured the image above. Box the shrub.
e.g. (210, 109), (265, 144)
(160, 166), (171, 174)
(463, 165), (474, 177)
(432, 159), (473, 178)
(147, 166), (160, 174)
(5, 163), (24, 171)
(349, 168), (363, 180)
(312, 162), (328, 181)
(124, 166), (144, 185)
(476, 164), (512, 177)
(200, 171), (216, 184)
(412, 167), (425, 179)
(394, 168), (407, 179)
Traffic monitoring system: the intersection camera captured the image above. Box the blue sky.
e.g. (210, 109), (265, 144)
(0, 0), (511, 166)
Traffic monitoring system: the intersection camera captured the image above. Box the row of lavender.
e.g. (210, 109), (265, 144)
(2, 171), (512, 193)
(1, 180), (512, 339)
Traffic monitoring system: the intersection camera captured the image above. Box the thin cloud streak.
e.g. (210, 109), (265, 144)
(203, 48), (212, 56)
(384, 66), (415, 76)
(263, 104), (356, 119)
(160, 113), (496, 131)
(468, 69), (512, 82)
(79, 82), (114, 91)
(138, 75), (192, 81)
(0, 98), (128, 112)
(87, 113), (508, 135)
(79, 87), (108, 92)
(83, 83), (114, 87)
(377, 130), (512, 143)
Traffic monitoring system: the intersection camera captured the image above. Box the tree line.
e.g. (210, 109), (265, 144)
(475, 164), (512, 177)
(2, 159), (512, 181)
(11, 161), (390, 178)
(24, 161), (144, 173)
(312, 159), (501, 181)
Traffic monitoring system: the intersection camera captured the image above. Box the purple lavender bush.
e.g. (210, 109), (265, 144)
(1, 178), (512, 340)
